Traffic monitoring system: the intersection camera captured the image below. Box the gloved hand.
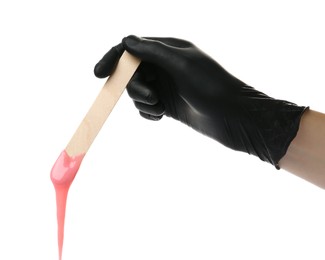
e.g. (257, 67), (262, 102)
(94, 35), (307, 168)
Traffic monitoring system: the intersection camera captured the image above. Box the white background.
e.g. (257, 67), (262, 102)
(1, 0), (325, 259)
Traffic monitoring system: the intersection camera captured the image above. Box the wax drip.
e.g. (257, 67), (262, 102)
(51, 150), (84, 260)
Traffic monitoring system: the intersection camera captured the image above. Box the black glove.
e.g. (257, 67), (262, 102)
(94, 35), (307, 168)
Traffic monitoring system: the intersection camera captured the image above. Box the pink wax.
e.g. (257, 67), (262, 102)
(51, 150), (84, 260)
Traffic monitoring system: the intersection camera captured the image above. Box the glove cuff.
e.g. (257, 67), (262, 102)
(265, 103), (308, 169)
(239, 96), (308, 169)
(228, 86), (308, 169)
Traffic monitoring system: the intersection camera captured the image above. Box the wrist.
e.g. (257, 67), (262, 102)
(279, 110), (325, 189)
(234, 87), (308, 168)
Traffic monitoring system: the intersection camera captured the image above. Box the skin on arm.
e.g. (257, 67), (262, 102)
(279, 109), (325, 189)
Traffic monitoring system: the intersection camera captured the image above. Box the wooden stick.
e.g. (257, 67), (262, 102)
(65, 51), (140, 156)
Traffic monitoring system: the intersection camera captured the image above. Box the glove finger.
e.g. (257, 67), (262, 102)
(143, 37), (194, 48)
(133, 100), (165, 117)
(139, 111), (163, 121)
(122, 35), (180, 72)
(94, 43), (124, 78)
(127, 72), (159, 105)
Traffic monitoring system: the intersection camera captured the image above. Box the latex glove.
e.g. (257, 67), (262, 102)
(94, 35), (307, 168)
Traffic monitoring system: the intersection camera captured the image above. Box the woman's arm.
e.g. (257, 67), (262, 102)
(279, 109), (325, 189)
